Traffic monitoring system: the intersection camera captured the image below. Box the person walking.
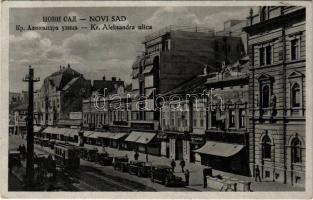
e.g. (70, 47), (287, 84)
(255, 165), (261, 182)
(170, 159), (176, 172)
(134, 151), (139, 161)
(180, 159), (185, 172)
(184, 169), (190, 186)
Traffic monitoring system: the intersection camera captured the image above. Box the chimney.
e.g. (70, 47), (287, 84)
(112, 77), (116, 82)
(102, 75), (106, 81)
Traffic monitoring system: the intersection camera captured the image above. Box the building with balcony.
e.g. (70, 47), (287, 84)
(197, 59), (250, 175)
(131, 25), (245, 124)
(243, 6), (306, 187)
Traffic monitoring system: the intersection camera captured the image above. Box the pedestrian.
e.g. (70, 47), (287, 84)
(170, 159), (176, 172)
(184, 169), (190, 186)
(134, 151), (139, 161)
(146, 153), (149, 162)
(255, 165), (261, 182)
(180, 159), (185, 172)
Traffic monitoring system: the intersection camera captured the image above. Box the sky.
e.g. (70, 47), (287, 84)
(9, 6), (255, 92)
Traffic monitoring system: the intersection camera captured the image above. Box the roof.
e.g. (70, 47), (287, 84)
(43, 65), (82, 91)
(92, 80), (124, 93)
(61, 77), (80, 91)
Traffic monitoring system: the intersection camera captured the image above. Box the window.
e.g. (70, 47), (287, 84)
(193, 111), (197, 127)
(200, 111), (204, 127)
(266, 46), (272, 65)
(259, 47), (265, 66)
(291, 39), (300, 60)
(259, 45), (273, 66)
(261, 85), (270, 108)
(170, 111), (174, 126)
(229, 109), (235, 128)
(239, 109), (246, 128)
(262, 136), (272, 159)
(292, 83), (301, 107)
(211, 110), (217, 127)
(291, 138), (302, 163)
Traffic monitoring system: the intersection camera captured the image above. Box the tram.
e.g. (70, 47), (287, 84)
(54, 143), (80, 170)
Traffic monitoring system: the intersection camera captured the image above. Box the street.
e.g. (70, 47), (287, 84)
(9, 135), (192, 191)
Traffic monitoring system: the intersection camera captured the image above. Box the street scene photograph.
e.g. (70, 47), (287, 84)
(6, 4), (308, 193)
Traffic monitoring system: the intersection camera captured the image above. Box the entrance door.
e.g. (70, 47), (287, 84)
(175, 139), (183, 160)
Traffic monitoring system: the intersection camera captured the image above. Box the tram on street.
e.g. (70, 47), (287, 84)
(54, 143), (80, 170)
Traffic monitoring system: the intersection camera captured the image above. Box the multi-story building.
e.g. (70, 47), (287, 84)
(243, 6), (306, 186)
(131, 25), (244, 122)
(198, 60), (250, 175)
(82, 76), (125, 130)
(160, 71), (209, 161)
(160, 58), (249, 173)
(34, 64), (92, 126)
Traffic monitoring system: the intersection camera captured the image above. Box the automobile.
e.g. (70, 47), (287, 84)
(128, 160), (152, 177)
(96, 152), (113, 166)
(113, 156), (129, 172)
(150, 165), (183, 187)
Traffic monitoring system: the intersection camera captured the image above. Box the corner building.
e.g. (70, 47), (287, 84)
(244, 6), (306, 187)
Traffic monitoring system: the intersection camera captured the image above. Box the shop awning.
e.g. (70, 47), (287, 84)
(136, 133), (156, 144)
(110, 133), (127, 140)
(125, 131), (142, 142)
(125, 131), (156, 144)
(83, 131), (94, 137)
(87, 131), (105, 139)
(143, 65), (154, 74)
(98, 132), (127, 140)
(193, 141), (244, 157)
(64, 128), (79, 137)
(42, 127), (59, 135)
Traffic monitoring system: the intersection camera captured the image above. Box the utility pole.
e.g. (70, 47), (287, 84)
(23, 66), (40, 188)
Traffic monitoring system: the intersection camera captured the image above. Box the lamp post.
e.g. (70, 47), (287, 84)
(23, 66), (40, 188)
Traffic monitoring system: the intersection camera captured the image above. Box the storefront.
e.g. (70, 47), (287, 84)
(194, 140), (247, 175)
(124, 131), (159, 155)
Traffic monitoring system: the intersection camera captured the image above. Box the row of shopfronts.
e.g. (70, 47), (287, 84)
(35, 123), (162, 156)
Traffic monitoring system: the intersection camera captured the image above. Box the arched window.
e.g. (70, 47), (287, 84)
(261, 85), (270, 108)
(291, 138), (302, 163)
(262, 135), (272, 159)
(292, 83), (301, 107)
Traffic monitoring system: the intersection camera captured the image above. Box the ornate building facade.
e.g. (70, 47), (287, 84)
(244, 6), (306, 186)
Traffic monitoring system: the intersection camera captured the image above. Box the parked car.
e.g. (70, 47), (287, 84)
(113, 156), (129, 172)
(128, 160), (152, 177)
(150, 165), (183, 187)
(96, 152), (113, 166)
